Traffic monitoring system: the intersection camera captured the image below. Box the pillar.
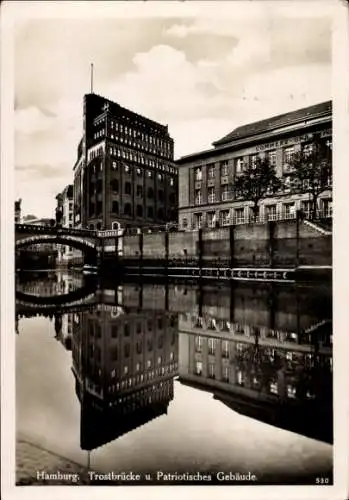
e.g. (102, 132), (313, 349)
(268, 221), (275, 268)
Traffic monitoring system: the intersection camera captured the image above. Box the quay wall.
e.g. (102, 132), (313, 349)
(122, 220), (331, 268)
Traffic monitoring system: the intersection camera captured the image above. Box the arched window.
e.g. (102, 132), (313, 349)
(147, 187), (154, 199)
(112, 221), (120, 230)
(96, 222), (102, 230)
(158, 189), (164, 201)
(124, 203), (131, 216)
(157, 208), (164, 219)
(125, 182), (131, 195)
(136, 205), (143, 217)
(112, 201), (119, 214)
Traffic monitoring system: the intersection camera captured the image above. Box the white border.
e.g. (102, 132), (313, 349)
(1, 1), (349, 500)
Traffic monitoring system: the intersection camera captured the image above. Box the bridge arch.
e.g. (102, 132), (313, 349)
(16, 280), (98, 307)
(15, 234), (98, 253)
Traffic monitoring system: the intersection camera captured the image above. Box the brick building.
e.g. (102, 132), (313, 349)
(55, 184), (74, 263)
(176, 101), (332, 230)
(15, 199), (22, 224)
(73, 93), (178, 231)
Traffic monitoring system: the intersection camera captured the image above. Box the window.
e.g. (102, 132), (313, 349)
(221, 184), (231, 201)
(158, 173), (163, 182)
(222, 365), (229, 382)
(125, 182), (131, 195)
(158, 208), (164, 219)
(284, 203), (295, 218)
(235, 208), (244, 223)
(195, 167), (202, 181)
(208, 338), (216, 355)
(124, 203), (132, 216)
(136, 340), (142, 354)
(124, 323), (130, 336)
(268, 150), (277, 166)
(194, 213), (203, 229)
(136, 168), (142, 176)
(269, 382), (278, 394)
(322, 198), (332, 217)
(284, 147), (295, 164)
(136, 205), (143, 217)
(195, 189), (202, 205)
(157, 356), (162, 365)
(207, 164), (215, 179)
(110, 179), (119, 192)
(124, 365), (129, 375)
(124, 344), (130, 358)
(208, 363), (215, 379)
(169, 192), (175, 204)
(182, 217), (188, 229)
(250, 154), (258, 168)
(136, 185), (143, 197)
(195, 361), (203, 375)
(220, 210), (230, 226)
(158, 189), (164, 201)
(222, 340), (229, 358)
(208, 187), (215, 203)
(236, 158), (244, 173)
(112, 161), (118, 170)
(147, 187), (154, 199)
(195, 336), (203, 352)
(220, 161), (228, 177)
(207, 212), (216, 228)
(266, 204), (277, 221)
(170, 177), (174, 186)
(147, 359), (152, 368)
(112, 201), (119, 214)
(147, 206), (154, 218)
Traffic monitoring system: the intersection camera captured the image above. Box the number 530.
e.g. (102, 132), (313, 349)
(316, 477), (330, 484)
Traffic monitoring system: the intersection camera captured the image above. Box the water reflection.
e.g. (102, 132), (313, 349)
(16, 273), (332, 484)
(71, 306), (178, 451)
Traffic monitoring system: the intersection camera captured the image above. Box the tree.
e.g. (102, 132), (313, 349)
(234, 156), (282, 221)
(288, 134), (332, 219)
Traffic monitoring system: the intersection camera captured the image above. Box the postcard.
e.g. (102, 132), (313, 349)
(1, 1), (348, 500)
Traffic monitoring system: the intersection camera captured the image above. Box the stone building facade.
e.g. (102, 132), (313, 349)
(176, 101), (332, 230)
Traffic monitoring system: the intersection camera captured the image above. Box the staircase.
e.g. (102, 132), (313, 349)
(303, 219), (332, 236)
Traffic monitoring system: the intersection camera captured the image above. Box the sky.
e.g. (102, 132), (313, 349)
(13, 1), (333, 218)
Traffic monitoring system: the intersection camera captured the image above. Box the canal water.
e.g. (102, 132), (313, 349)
(16, 270), (333, 485)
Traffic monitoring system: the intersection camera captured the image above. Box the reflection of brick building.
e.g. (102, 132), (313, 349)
(71, 300), (178, 450)
(73, 93), (178, 231)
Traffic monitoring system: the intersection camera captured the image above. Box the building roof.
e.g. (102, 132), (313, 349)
(175, 100), (332, 165)
(86, 92), (171, 136)
(213, 100), (332, 147)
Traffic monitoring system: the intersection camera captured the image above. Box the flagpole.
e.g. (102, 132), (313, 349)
(90, 63), (94, 93)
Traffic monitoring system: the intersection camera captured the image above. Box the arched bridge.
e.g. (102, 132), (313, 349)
(15, 224), (121, 265)
(15, 224), (102, 252)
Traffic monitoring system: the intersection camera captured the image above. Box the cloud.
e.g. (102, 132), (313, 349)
(13, 12), (332, 217)
(15, 106), (54, 135)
